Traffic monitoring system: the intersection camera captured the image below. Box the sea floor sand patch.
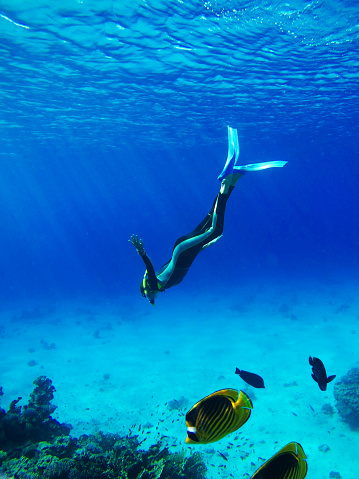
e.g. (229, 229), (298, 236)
(1, 279), (358, 478)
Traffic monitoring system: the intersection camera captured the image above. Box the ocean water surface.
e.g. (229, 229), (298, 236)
(0, 1), (359, 478)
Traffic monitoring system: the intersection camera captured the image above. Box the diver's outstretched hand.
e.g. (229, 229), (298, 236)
(129, 234), (145, 255)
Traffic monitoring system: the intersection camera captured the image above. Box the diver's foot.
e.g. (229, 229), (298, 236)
(230, 172), (244, 187)
(220, 176), (231, 194)
(220, 172), (244, 194)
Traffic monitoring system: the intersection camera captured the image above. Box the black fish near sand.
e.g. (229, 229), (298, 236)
(309, 356), (336, 391)
(235, 368), (265, 388)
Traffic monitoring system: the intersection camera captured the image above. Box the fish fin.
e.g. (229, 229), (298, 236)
(294, 442), (307, 461)
(235, 390), (253, 410)
(327, 375), (336, 383)
(235, 367), (241, 374)
(211, 388), (239, 402)
(278, 442), (301, 455)
(311, 374), (318, 383)
(187, 388), (239, 416)
(231, 391), (253, 432)
(309, 356), (314, 365)
(293, 442), (308, 479)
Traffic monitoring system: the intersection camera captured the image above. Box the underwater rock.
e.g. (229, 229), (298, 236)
(28, 359), (39, 367)
(321, 403), (335, 417)
(0, 376), (71, 449)
(0, 379), (207, 479)
(40, 340), (57, 350)
(318, 444), (330, 453)
(283, 381), (298, 387)
(168, 396), (189, 411)
(333, 367), (359, 430)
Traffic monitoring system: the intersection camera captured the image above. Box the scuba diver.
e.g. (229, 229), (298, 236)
(129, 126), (287, 305)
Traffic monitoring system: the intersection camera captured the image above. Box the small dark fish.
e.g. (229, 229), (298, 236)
(235, 368), (265, 388)
(309, 356), (336, 391)
(219, 451), (228, 461)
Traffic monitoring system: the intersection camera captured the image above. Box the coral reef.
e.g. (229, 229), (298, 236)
(333, 367), (359, 430)
(321, 403), (335, 417)
(0, 376), (71, 450)
(0, 377), (207, 479)
(167, 396), (189, 411)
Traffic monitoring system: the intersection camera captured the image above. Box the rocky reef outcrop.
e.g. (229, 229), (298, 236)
(0, 377), (207, 479)
(333, 367), (359, 430)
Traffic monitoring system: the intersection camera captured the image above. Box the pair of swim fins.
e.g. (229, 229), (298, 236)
(218, 126), (287, 180)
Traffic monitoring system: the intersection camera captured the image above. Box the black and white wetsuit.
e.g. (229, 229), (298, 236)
(140, 186), (234, 293)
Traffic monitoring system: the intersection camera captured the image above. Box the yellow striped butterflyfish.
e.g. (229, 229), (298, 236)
(185, 388), (253, 444)
(250, 442), (308, 479)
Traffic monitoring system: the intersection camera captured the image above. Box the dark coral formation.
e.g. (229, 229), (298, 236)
(0, 377), (207, 479)
(333, 367), (359, 430)
(0, 376), (71, 449)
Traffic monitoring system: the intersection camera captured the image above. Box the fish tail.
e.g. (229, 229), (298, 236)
(235, 390), (253, 410)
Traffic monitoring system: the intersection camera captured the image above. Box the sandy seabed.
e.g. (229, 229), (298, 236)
(1, 277), (358, 479)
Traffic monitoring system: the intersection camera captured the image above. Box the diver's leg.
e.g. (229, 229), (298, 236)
(171, 182), (234, 269)
(161, 190), (231, 286)
(157, 192), (229, 287)
(172, 183), (234, 250)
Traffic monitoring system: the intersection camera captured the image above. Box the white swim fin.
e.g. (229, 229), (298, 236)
(218, 126), (240, 180)
(218, 126), (287, 179)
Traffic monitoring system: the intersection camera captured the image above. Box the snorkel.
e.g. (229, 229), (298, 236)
(140, 271), (158, 306)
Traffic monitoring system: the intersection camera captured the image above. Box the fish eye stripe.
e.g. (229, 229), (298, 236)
(186, 431), (199, 443)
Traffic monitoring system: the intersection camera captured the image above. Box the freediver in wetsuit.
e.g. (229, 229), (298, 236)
(129, 126), (287, 305)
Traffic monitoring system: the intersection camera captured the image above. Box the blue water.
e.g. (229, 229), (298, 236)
(1, 0), (358, 306)
(1, 2), (359, 477)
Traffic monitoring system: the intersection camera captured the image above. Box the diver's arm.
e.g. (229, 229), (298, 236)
(129, 234), (158, 290)
(140, 253), (158, 290)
